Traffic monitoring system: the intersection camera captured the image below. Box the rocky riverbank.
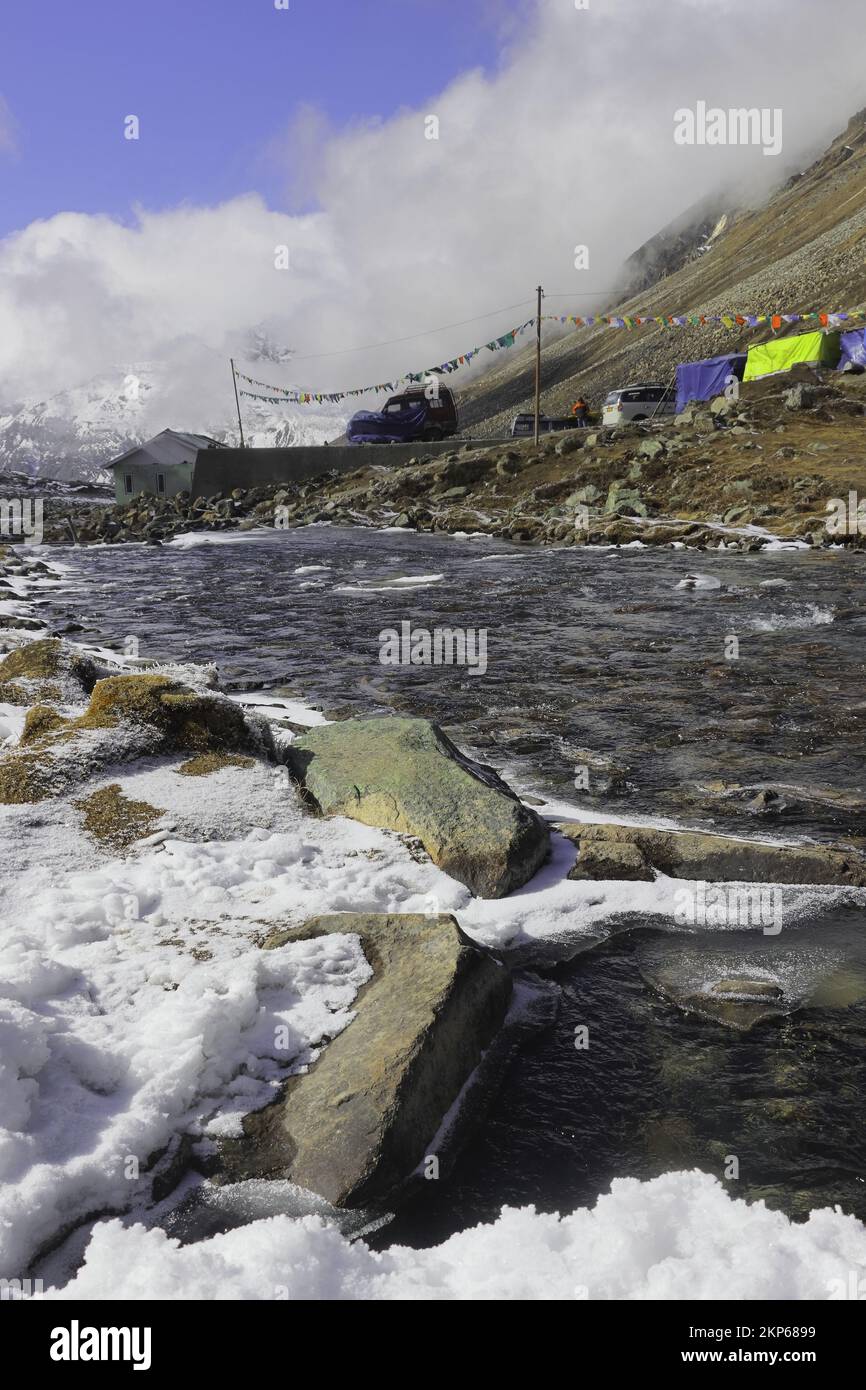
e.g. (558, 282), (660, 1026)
(30, 368), (866, 552)
(3, 538), (866, 1287)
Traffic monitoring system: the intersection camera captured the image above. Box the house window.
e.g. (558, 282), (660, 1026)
(157, 473), (166, 494)
(124, 474), (133, 494)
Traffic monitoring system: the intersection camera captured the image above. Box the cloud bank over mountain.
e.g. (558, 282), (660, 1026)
(1, 0), (864, 432)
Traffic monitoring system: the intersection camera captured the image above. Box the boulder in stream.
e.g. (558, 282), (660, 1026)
(223, 913), (512, 1207)
(560, 822), (866, 888)
(288, 716), (550, 897)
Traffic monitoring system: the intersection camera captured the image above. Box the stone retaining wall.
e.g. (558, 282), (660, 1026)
(191, 442), (508, 498)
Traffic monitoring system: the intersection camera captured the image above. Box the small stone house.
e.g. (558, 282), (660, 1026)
(108, 430), (226, 503)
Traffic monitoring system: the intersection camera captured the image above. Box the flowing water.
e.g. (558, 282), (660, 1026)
(38, 527), (866, 1239)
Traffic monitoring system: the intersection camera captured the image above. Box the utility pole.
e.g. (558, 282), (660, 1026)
(534, 285), (543, 447)
(230, 358), (246, 449)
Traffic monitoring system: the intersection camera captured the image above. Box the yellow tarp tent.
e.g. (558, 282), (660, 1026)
(743, 331), (841, 382)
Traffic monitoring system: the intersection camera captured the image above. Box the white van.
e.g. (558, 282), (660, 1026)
(602, 383), (676, 427)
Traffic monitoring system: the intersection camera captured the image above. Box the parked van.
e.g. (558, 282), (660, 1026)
(602, 384), (676, 427)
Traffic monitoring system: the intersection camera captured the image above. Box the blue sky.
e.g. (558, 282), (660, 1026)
(1, 0), (512, 235)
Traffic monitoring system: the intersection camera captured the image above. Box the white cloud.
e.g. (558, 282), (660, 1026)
(1, 0), (864, 416)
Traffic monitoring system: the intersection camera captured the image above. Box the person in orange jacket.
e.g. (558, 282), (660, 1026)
(571, 397), (589, 427)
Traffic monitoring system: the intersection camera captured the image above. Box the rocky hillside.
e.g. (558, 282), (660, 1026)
(458, 107), (866, 435)
(618, 193), (741, 298)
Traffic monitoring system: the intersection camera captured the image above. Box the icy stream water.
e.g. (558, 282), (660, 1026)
(39, 527), (866, 1240)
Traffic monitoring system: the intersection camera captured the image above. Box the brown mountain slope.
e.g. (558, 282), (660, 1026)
(459, 108), (866, 435)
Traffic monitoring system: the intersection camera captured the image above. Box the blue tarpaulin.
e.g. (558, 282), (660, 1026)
(838, 329), (866, 370)
(675, 353), (748, 414)
(346, 403), (428, 444)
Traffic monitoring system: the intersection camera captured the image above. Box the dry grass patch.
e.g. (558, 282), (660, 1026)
(74, 784), (165, 852)
(175, 752), (255, 777)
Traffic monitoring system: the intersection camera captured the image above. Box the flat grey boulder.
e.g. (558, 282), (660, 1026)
(287, 716), (549, 897)
(658, 974), (789, 1032)
(559, 821), (866, 887)
(224, 913), (512, 1207)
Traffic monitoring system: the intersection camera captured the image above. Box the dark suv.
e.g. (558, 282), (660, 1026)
(510, 413), (585, 438)
(347, 386), (459, 444)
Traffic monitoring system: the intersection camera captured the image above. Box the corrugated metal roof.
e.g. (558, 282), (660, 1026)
(108, 429), (225, 470)
(167, 431), (225, 451)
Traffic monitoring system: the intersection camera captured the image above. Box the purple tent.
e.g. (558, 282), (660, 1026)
(675, 353), (748, 414)
(838, 329), (866, 370)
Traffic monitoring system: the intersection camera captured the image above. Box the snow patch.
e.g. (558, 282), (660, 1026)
(43, 1170), (866, 1301)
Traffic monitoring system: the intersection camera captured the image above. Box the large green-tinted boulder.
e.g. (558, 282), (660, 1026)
(287, 716), (549, 897)
(225, 913), (512, 1207)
